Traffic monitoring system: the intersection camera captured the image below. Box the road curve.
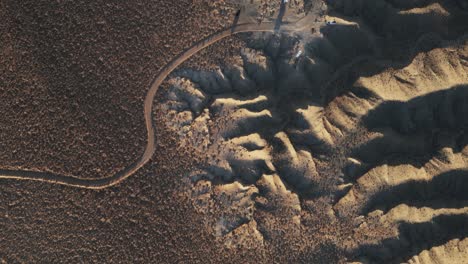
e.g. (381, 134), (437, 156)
(0, 22), (277, 189)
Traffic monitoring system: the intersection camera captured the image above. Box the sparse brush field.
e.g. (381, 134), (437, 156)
(0, 0), (468, 263)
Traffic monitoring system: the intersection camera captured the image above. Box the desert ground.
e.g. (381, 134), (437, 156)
(1, 0), (468, 263)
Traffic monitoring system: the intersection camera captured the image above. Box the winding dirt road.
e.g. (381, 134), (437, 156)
(0, 22), (282, 189)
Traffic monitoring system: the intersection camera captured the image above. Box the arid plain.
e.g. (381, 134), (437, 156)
(1, 0), (468, 263)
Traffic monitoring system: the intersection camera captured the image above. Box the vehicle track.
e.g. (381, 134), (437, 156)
(0, 22), (289, 189)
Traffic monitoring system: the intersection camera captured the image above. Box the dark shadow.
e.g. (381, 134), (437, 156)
(362, 85), (468, 134)
(295, 241), (344, 263)
(384, 0), (438, 10)
(304, 0), (326, 15)
(318, 0), (468, 104)
(328, 24), (375, 56)
(232, 9), (241, 33)
(235, 0), (466, 110)
(328, 0), (468, 39)
(362, 169), (468, 214)
(347, 85), (468, 180)
(384, 0), (468, 11)
(353, 214), (468, 263)
(274, 0), (287, 32)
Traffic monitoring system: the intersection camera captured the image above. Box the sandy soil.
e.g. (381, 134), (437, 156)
(1, 0), (468, 263)
(159, 0), (468, 263)
(0, 0), (242, 180)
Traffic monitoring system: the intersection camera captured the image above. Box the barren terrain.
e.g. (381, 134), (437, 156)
(1, 0), (468, 263)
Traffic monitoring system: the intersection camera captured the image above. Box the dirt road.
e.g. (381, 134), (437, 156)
(0, 22), (279, 189)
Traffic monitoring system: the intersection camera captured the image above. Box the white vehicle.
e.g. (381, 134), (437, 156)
(295, 50), (303, 58)
(283, 0), (289, 3)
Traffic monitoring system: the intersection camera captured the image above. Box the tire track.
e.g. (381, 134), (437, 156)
(0, 14), (322, 189)
(0, 21), (315, 189)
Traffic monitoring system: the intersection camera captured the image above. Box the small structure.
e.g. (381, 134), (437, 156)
(295, 50), (303, 58)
